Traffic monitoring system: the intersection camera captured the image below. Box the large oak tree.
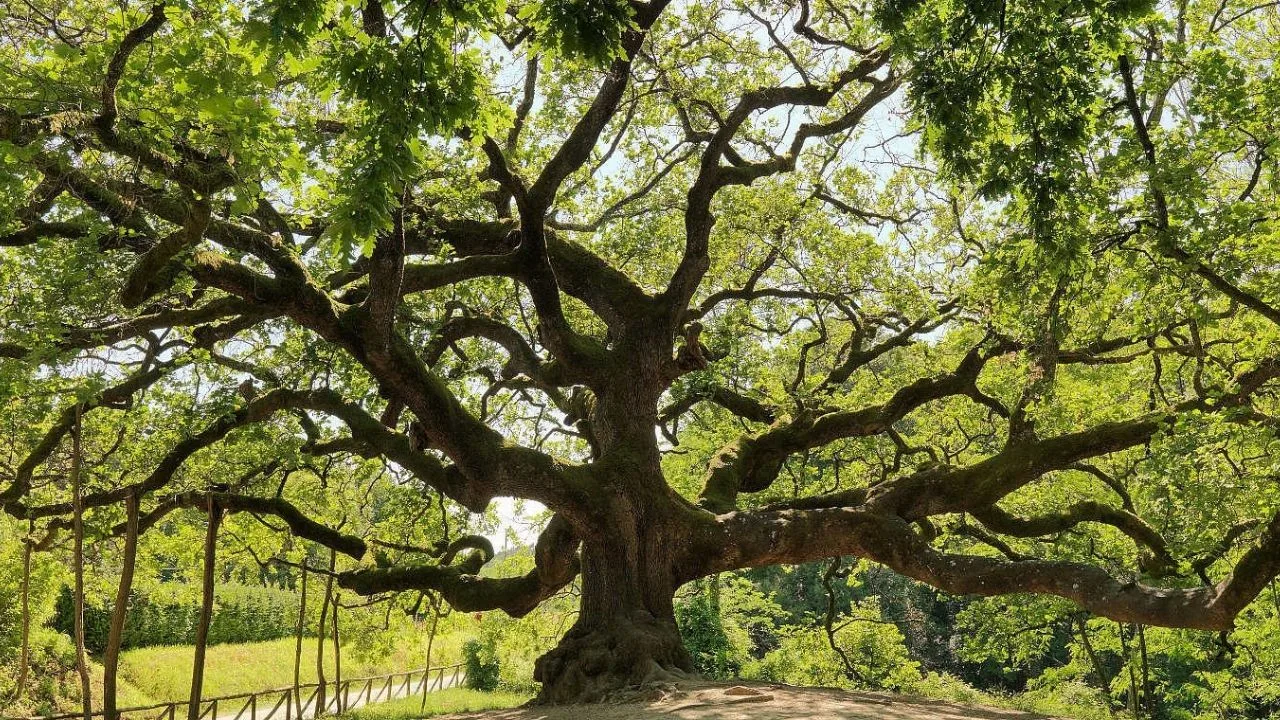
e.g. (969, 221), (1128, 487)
(3, 0), (1280, 703)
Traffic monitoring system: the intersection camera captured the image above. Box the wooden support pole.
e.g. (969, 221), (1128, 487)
(315, 553), (334, 717)
(189, 497), (223, 720)
(330, 580), (342, 713)
(104, 491), (141, 720)
(13, 519), (34, 702)
(71, 406), (92, 720)
(1121, 623), (1141, 720)
(420, 593), (440, 712)
(1074, 615), (1117, 716)
(1138, 623), (1153, 716)
(293, 560), (308, 719)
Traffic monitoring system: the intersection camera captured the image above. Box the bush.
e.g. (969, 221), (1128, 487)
(906, 671), (998, 706)
(675, 592), (739, 678)
(0, 521), (79, 716)
(52, 582), (301, 652)
(742, 618), (920, 692)
(462, 638), (500, 692)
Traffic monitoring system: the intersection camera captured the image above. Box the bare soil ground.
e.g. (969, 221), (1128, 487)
(434, 682), (1053, 720)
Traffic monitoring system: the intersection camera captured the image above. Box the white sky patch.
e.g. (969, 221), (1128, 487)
(487, 496), (546, 552)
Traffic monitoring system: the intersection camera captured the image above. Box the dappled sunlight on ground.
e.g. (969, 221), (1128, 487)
(435, 682), (1053, 720)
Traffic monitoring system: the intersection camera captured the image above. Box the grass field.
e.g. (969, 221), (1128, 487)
(89, 659), (158, 709)
(114, 634), (463, 710)
(9, 629), (487, 719)
(334, 689), (529, 720)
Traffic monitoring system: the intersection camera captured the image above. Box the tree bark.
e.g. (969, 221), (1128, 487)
(189, 498), (222, 720)
(71, 407), (92, 720)
(104, 491), (140, 720)
(532, 498), (693, 704)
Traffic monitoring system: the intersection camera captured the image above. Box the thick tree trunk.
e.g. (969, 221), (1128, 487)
(533, 503), (694, 703)
(529, 381), (704, 704)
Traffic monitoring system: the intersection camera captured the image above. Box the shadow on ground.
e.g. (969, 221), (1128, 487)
(436, 682), (1051, 720)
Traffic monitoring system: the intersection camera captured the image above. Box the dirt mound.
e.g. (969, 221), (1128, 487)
(436, 682), (1052, 720)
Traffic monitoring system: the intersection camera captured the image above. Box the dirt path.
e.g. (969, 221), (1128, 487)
(435, 682), (1051, 720)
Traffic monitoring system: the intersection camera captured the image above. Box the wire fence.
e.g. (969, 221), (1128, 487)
(3, 663), (467, 720)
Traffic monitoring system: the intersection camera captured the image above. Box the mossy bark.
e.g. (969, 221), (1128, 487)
(532, 444), (697, 705)
(533, 532), (694, 703)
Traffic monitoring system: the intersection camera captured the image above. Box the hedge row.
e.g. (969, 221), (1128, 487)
(52, 583), (304, 653)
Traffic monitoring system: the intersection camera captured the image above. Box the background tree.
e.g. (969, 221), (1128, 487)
(2, 0), (1279, 704)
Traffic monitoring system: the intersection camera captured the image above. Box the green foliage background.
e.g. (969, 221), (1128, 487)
(2, 0), (1280, 717)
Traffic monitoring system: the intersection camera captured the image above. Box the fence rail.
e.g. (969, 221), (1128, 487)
(3, 664), (466, 720)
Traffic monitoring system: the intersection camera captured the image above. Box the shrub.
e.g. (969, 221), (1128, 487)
(462, 638), (500, 691)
